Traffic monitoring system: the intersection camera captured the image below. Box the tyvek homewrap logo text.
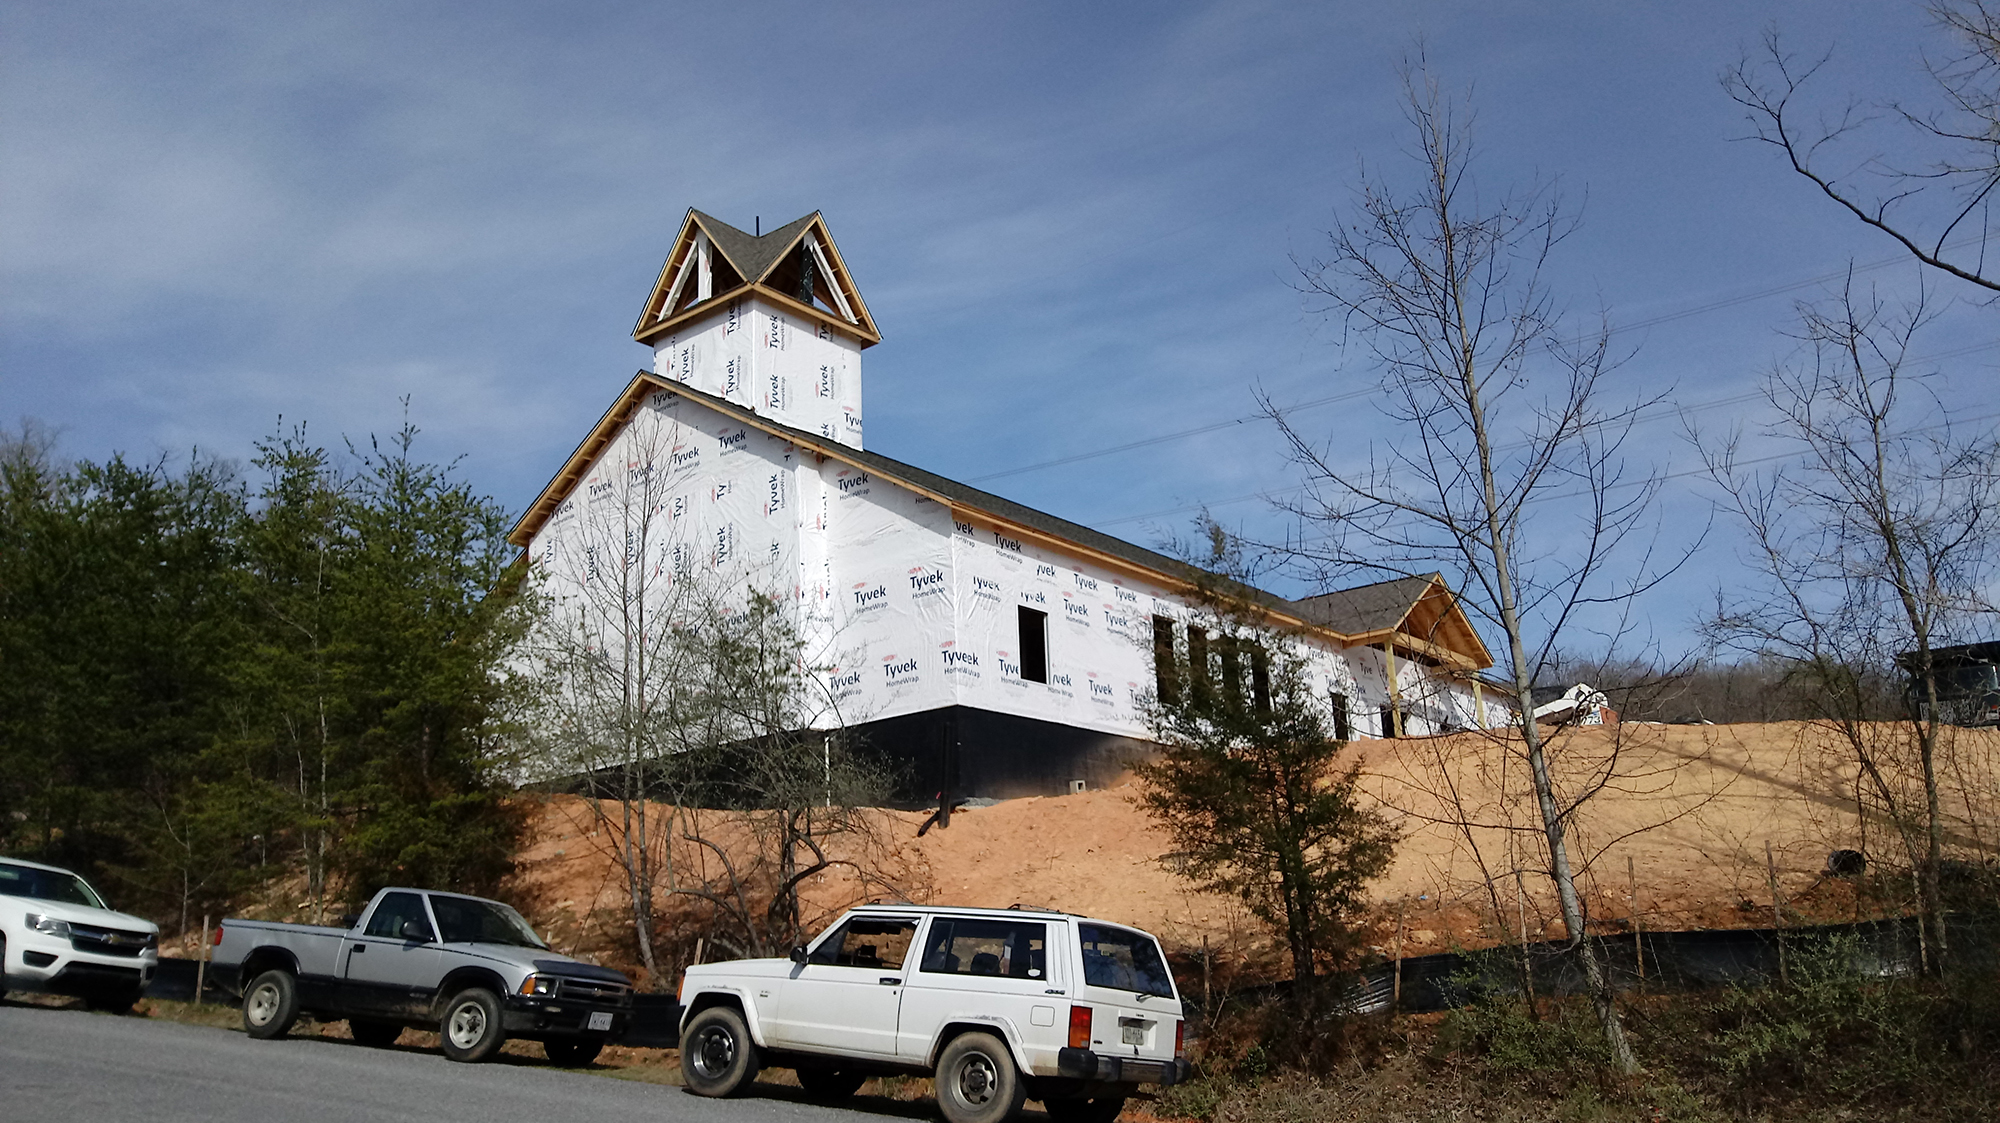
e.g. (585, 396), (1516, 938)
(710, 524), (738, 568)
(586, 478), (613, 501)
(971, 576), (1004, 604)
(882, 654), (920, 685)
(1074, 574), (1099, 591)
(826, 666), (862, 701)
(764, 473), (787, 516)
(843, 409), (862, 435)
(764, 312), (789, 351)
(817, 364), (836, 399)
(724, 357), (742, 397)
(711, 479), (731, 503)
(1063, 594), (1091, 624)
(726, 301), (742, 335)
(1087, 672), (1115, 706)
(851, 582), (888, 612)
(940, 642), (981, 678)
(991, 531), (1022, 553)
(1114, 587), (1139, 604)
(836, 471), (870, 498)
(765, 369), (785, 412)
(908, 567), (947, 599)
(716, 426), (747, 454)
(996, 650), (1023, 680)
(670, 444), (700, 472)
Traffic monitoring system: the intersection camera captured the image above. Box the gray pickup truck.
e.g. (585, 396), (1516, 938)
(210, 886), (632, 1065)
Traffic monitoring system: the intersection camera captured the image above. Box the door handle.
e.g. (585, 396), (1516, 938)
(879, 977), (901, 986)
(352, 945), (366, 953)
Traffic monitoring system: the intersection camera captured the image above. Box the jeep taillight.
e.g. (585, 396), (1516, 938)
(213, 924), (224, 948)
(1068, 1004), (1093, 1049)
(1175, 1019), (1186, 1059)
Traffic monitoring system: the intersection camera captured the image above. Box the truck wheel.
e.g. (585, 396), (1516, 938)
(438, 988), (506, 1063)
(544, 1038), (604, 1067)
(797, 1067), (866, 1099)
(680, 1006), (760, 1097)
(1044, 1096), (1127, 1123)
(936, 1032), (1027, 1123)
(242, 969), (300, 1039)
(349, 1019), (403, 1048)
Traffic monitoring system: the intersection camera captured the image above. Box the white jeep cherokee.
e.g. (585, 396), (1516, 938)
(0, 857), (160, 1011)
(677, 905), (1189, 1123)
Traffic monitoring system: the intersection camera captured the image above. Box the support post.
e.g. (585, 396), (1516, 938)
(1392, 897), (1407, 1012)
(1766, 841), (1787, 985)
(1629, 855), (1643, 981)
(195, 912), (210, 1005)
(1472, 679), (1487, 729)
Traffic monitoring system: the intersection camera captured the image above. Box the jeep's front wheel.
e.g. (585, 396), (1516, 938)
(680, 1006), (760, 1097)
(241, 969), (300, 1039)
(936, 1031), (1026, 1123)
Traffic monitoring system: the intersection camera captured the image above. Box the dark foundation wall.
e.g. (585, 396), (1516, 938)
(846, 705), (1157, 805)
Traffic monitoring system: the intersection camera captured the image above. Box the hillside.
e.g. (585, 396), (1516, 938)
(507, 720), (2000, 987)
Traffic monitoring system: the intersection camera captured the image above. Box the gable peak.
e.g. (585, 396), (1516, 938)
(634, 208), (880, 346)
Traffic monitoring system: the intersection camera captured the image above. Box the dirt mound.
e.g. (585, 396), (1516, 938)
(508, 721), (2000, 987)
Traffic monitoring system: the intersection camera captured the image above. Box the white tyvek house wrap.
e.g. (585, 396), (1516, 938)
(529, 387), (1503, 746)
(529, 390), (808, 649)
(651, 297), (863, 450)
(819, 460), (956, 725)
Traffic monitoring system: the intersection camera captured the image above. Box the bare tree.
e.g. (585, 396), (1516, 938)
(1695, 276), (2000, 971)
(518, 409), (716, 986)
(1724, 1), (2000, 294)
(1264, 59), (1693, 1071)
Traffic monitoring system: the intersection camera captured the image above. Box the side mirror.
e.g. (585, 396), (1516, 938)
(400, 918), (434, 942)
(789, 946), (809, 964)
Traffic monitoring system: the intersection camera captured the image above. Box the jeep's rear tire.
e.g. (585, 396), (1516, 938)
(1044, 1096), (1127, 1123)
(544, 1038), (604, 1066)
(681, 1006), (760, 1097)
(349, 1018), (403, 1048)
(936, 1031), (1027, 1123)
(438, 988), (506, 1062)
(241, 969), (300, 1039)
(796, 1067), (866, 1099)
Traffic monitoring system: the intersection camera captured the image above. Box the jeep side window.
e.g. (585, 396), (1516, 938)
(807, 917), (918, 968)
(919, 918), (1047, 980)
(364, 892), (428, 940)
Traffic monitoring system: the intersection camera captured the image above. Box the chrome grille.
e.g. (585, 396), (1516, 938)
(556, 977), (631, 1004)
(68, 922), (154, 958)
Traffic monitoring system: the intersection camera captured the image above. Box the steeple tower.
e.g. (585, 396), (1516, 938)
(633, 210), (878, 449)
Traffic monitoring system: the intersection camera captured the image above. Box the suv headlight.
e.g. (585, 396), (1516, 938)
(518, 974), (558, 997)
(26, 913), (71, 937)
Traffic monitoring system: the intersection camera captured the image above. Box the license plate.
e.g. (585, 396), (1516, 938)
(587, 1011), (613, 1032)
(1121, 1023), (1146, 1046)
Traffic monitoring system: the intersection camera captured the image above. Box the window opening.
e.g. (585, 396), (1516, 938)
(1018, 606), (1048, 684)
(1250, 645), (1271, 712)
(1188, 630), (1211, 703)
(1330, 692), (1352, 741)
(1152, 616), (1178, 704)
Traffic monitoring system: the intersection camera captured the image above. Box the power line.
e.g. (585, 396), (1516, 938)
(966, 236), (1988, 486)
(1085, 339), (2000, 531)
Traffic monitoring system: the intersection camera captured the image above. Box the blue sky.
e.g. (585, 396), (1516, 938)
(4, 1), (1993, 659)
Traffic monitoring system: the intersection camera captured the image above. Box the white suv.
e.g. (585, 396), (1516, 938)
(677, 905), (1188, 1123)
(0, 857), (160, 1011)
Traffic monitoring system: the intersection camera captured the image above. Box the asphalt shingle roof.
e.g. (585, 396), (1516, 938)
(691, 210), (819, 286)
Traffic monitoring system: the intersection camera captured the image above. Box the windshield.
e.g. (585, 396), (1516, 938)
(428, 895), (547, 948)
(1078, 923), (1176, 998)
(0, 861), (107, 909)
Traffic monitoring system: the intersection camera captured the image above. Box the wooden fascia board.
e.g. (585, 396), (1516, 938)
(633, 281), (880, 348)
(506, 373), (659, 547)
(631, 212), (701, 338)
(744, 283), (881, 345)
(806, 216), (879, 339)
